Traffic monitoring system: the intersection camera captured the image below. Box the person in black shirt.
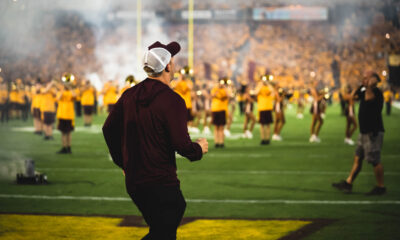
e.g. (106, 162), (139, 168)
(103, 41), (208, 240)
(332, 72), (386, 195)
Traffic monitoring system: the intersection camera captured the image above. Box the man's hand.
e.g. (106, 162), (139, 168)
(197, 138), (208, 154)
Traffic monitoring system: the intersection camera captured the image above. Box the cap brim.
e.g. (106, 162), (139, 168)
(166, 42), (181, 57)
(148, 41), (181, 57)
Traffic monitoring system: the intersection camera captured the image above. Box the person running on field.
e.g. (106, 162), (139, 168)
(103, 41), (208, 239)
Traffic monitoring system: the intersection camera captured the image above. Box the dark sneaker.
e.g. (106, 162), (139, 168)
(332, 180), (352, 193)
(66, 147), (72, 154)
(57, 147), (68, 154)
(215, 144), (220, 148)
(261, 140), (270, 145)
(366, 186), (386, 196)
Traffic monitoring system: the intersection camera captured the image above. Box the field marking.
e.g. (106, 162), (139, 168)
(188, 153), (272, 158)
(0, 194), (399, 205)
(36, 168), (400, 176)
(393, 101), (400, 109)
(0, 214), (310, 240)
(11, 126), (103, 134)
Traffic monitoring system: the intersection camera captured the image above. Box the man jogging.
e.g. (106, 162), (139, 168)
(103, 41), (208, 239)
(332, 71), (386, 195)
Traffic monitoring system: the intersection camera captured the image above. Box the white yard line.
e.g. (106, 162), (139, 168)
(0, 194), (399, 205)
(393, 101), (400, 109)
(35, 168), (400, 176)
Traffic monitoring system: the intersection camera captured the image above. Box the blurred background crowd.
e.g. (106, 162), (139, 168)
(0, 0), (399, 122)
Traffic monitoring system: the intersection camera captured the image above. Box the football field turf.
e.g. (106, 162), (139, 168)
(0, 103), (399, 239)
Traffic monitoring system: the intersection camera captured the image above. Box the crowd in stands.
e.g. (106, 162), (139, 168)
(0, 2), (399, 93)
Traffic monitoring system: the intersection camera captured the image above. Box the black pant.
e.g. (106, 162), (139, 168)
(128, 185), (186, 240)
(386, 102), (391, 115)
(0, 104), (9, 122)
(75, 101), (82, 117)
(238, 101), (245, 115)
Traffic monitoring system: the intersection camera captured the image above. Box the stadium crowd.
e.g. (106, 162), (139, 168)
(0, 3), (399, 151)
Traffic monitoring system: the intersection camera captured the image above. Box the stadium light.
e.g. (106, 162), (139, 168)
(268, 75), (274, 81)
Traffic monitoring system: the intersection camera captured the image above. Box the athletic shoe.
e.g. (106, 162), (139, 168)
(272, 134), (280, 141)
(332, 180), (352, 193)
(66, 147), (72, 154)
(57, 147), (68, 154)
(202, 126), (211, 135)
(344, 138), (355, 145)
(365, 186), (386, 196)
(310, 135), (321, 143)
(261, 140), (270, 145)
(224, 129), (231, 137)
(245, 130), (253, 139)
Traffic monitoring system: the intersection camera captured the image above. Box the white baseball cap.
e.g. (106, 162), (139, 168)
(143, 41), (181, 74)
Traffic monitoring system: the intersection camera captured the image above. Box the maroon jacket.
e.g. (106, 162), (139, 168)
(103, 78), (202, 191)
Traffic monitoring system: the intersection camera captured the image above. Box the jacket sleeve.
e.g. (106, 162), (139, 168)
(164, 94), (203, 161)
(102, 97), (124, 169)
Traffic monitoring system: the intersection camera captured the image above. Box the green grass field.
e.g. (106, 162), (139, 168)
(0, 103), (399, 239)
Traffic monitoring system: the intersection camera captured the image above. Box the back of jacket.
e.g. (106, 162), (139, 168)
(103, 78), (202, 192)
